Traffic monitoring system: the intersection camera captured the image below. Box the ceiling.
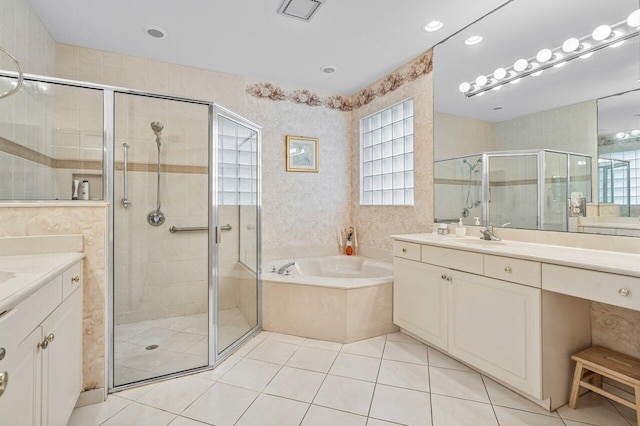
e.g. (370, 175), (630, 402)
(27, 0), (509, 94)
(434, 0), (640, 124)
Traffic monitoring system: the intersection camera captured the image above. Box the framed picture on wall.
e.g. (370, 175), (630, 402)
(286, 136), (318, 172)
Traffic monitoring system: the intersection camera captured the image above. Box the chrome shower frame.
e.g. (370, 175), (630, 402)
(0, 69), (264, 394)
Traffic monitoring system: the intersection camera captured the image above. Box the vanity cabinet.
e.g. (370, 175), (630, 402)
(393, 257), (448, 350)
(447, 270), (541, 397)
(393, 240), (591, 410)
(0, 260), (83, 426)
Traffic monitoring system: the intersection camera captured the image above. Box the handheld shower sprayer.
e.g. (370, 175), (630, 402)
(147, 121), (166, 226)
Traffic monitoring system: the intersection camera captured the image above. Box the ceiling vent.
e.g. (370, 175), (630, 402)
(278, 0), (325, 22)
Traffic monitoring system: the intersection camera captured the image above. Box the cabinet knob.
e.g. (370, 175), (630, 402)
(38, 333), (55, 350)
(446, 276), (453, 282)
(0, 348), (5, 361)
(0, 371), (7, 398)
(619, 288), (630, 297)
(402, 248), (407, 253)
(441, 274), (447, 280)
(72, 276), (80, 283)
(504, 267), (512, 273)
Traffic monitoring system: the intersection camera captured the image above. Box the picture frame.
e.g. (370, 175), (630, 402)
(286, 136), (318, 172)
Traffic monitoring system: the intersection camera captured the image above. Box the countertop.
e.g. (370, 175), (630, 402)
(392, 233), (640, 278)
(0, 252), (85, 313)
(578, 222), (640, 230)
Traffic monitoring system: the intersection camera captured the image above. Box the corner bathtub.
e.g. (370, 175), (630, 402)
(263, 256), (398, 343)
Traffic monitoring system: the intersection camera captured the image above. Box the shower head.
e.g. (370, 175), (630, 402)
(151, 121), (164, 135)
(151, 121), (164, 146)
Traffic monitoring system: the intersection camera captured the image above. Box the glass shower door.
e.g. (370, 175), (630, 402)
(215, 109), (260, 357)
(112, 93), (210, 387)
(487, 154), (539, 229)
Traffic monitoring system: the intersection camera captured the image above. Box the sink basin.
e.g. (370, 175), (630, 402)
(0, 271), (16, 284)
(452, 239), (507, 246)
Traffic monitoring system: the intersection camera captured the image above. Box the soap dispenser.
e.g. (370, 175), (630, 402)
(455, 218), (467, 237)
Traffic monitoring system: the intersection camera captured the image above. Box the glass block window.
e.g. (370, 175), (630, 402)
(600, 150), (639, 205)
(218, 117), (258, 206)
(360, 98), (414, 205)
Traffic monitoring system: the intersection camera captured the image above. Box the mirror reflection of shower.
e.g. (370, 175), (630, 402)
(461, 158), (482, 218)
(147, 121), (166, 226)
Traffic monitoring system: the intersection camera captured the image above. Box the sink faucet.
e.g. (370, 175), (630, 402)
(480, 225), (502, 241)
(277, 261), (296, 274)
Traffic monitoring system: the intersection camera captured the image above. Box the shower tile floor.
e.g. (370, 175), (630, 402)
(76, 331), (635, 426)
(114, 309), (252, 386)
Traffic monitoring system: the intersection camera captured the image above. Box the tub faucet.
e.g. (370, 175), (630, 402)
(277, 261), (296, 274)
(480, 225), (501, 241)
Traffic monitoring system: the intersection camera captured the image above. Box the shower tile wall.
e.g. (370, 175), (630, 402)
(113, 96), (209, 324)
(0, 0), (56, 199)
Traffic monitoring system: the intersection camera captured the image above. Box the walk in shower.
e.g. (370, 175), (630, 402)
(434, 149), (592, 231)
(0, 69), (262, 390)
(112, 93), (261, 388)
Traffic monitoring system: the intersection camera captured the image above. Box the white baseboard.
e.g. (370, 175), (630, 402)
(75, 388), (107, 407)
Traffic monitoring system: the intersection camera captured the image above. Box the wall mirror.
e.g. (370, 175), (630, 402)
(433, 0), (640, 237)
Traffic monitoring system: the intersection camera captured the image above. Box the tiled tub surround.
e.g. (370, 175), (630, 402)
(392, 232), (640, 411)
(70, 330), (634, 426)
(263, 256), (398, 343)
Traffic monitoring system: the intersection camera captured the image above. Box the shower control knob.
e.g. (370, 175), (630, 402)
(72, 276), (80, 283)
(619, 288), (630, 297)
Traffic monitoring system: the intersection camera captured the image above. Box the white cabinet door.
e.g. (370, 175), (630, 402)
(41, 288), (82, 426)
(393, 257), (448, 350)
(0, 326), (42, 426)
(448, 270), (542, 398)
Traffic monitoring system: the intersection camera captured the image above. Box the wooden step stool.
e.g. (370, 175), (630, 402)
(569, 346), (640, 424)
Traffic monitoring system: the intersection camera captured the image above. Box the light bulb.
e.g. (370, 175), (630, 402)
(616, 132), (626, 140)
(536, 49), (553, 63)
(562, 38), (580, 53)
(514, 59), (529, 72)
(459, 82), (471, 93)
(628, 9), (640, 27)
(424, 20), (443, 32)
(493, 68), (507, 80)
(465, 35), (483, 45)
(475, 75), (488, 86)
(631, 129), (640, 137)
(592, 24), (612, 41)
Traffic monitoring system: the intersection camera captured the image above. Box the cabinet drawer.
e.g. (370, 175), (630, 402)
(484, 255), (541, 288)
(62, 261), (82, 300)
(393, 241), (421, 261)
(542, 264), (640, 310)
(421, 245), (483, 275)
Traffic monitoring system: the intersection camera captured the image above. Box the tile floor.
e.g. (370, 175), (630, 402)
(114, 309), (252, 386)
(75, 330), (637, 426)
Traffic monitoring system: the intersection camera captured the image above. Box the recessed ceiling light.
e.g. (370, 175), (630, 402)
(465, 35), (483, 45)
(143, 25), (168, 39)
(320, 65), (337, 74)
(423, 20), (443, 32)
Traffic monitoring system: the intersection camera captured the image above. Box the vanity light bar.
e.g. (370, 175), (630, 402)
(459, 11), (640, 98)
